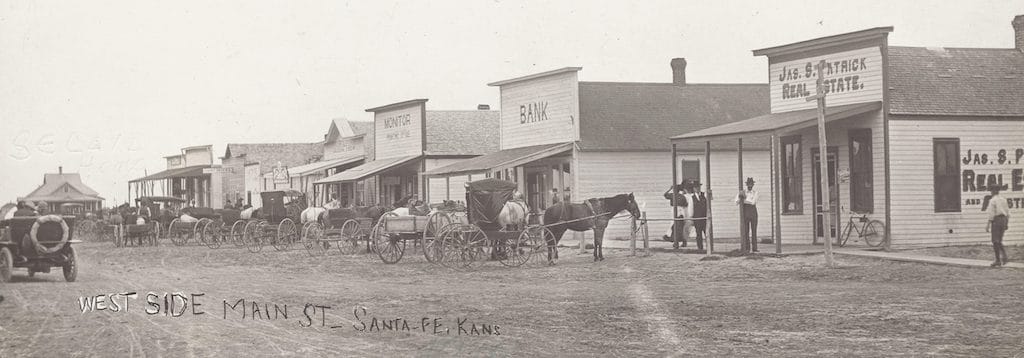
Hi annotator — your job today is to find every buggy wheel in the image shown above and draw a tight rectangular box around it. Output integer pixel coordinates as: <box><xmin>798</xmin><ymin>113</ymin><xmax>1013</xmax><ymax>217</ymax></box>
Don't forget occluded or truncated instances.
<box><xmin>422</xmin><ymin>212</ymin><xmax>453</xmax><ymax>262</ymax></box>
<box><xmin>244</xmin><ymin>221</ymin><xmax>265</xmax><ymax>253</ymax></box>
<box><xmin>230</xmin><ymin>220</ymin><xmax>247</xmax><ymax>247</ymax></box>
<box><xmin>63</xmin><ymin>246</ymin><xmax>78</xmax><ymax>282</ymax></box>
<box><xmin>338</xmin><ymin>219</ymin><xmax>361</xmax><ymax>255</ymax></box>
<box><xmin>303</xmin><ymin>222</ymin><xmax>325</xmax><ymax>256</ymax></box>
<box><xmin>863</xmin><ymin>220</ymin><xmax>887</xmax><ymax>247</ymax></box>
<box><xmin>0</xmin><ymin>247</ymin><xmax>12</xmax><ymax>282</ymax></box>
<box><xmin>274</xmin><ymin>219</ymin><xmax>297</xmax><ymax>251</ymax></box>
<box><xmin>202</xmin><ymin>221</ymin><xmax>223</xmax><ymax>249</ymax></box>
<box><xmin>440</xmin><ymin>224</ymin><xmax>487</xmax><ymax>269</ymax></box>
<box><xmin>168</xmin><ymin>219</ymin><xmax>185</xmax><ymax>246</ymax></box>
<box><xmin>501</xmin><ymin>226</ymin><xmax>545</xmax><ymax>267</ymax></box>
<box><xmin>372</xmin><ymin>219</ymin><xmax>405</xmax><ymax>264</ymax></box>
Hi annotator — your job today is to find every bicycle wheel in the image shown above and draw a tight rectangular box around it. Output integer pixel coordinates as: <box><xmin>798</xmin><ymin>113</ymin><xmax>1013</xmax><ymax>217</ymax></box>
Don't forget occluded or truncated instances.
<box><xmin>839</xmin><ymin>221</ymin><xmax>853</xmax><ymax>247</ymax></box>
<box><xmin>863</xmin><ymin>220</ymin><xmax>887</xmax><ymax>247</ymax></box>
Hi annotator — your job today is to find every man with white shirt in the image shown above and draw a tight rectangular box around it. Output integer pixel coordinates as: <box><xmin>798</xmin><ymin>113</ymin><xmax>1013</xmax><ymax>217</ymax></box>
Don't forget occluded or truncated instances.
<box><xmin>734</xmin><ymin>177</ymin><xmax>759</xmax><ymax>253</ymax></box>
<box><xmin>985</xmin><ymin>186</ymin><xmax>1010</xmax><ymax>267</ymax></box>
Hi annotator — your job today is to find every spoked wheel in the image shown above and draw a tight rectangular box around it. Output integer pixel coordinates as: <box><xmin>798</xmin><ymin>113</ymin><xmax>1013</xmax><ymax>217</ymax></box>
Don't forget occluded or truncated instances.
<box><xmin>422</xmin><ymin>212</ymin><xmax>453</xmax><ymax>262</ymax></box>
<box><xmin>372</xmin><ymin>217</ymin><xmax>406</xmax><ymax>264</ymax></box>
<box><xmin>202</xmin><ymin>220</ymin><xmax>224</xmax><ymax>249</ymax></box>
<box><xmin>168</xmin><ymin>219</ymin><xmax>186</xmax><ymax>246</ymax></box>
<box><xmin>63</xmin><ymin>246</ymin><xmax>78</xmax><ymax>282</ymax></box>
<box><xmin>303</xmin><ymin>222</ymin><xmax>325</xmax><ymax>256</ymax></box>
<box><xmin>244</xmin><ymin>221</ymin><xmax>265</xmax><ymax>253</ymax></box>
<box><xmin>273</xmin><ymin>218</ymin><xmax>297</xmax><ymax>251</ymax></box>
<box><xmin>338</xmin><ymin>219</ymin><xmax>362</xmax><ymax>255</ymax></box>
<box><xmin>501</xmin><ymin>225</ymin><xmax>549</xmax><ymax>267</ymax></box>
<box><xmin>0</xmin><ymin>247</ymin><xmax>12</xmax><ymax>282</ymax></box>
<box><xmin>863</xmin><ymin>220</ymin><xmax>887</xmax><ymax>247</ymax></box>
<box><xmin>439</xmin><ymin>224</ymin><xmax>488</xmax><ymax>269</ymax></box>
<box><xmin>230</xmin><ymin>220</ymin><xmax>247</xmax><ymax>247</ymax></box>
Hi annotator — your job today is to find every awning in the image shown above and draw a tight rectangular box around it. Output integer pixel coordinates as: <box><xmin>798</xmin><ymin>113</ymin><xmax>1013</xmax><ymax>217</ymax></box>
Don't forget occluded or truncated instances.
<box><xmin>422</xmin><ymin>142</ymin><xmax>573</xmax><ymax>176</ymax></box>
<box><xmin>670</xmin><ymin>102</ymin><xmax>883</xmax><ymax>143</ymax></box>
<box><xmin>129</xmin><ymin>165</ymin><xmax>211</xmax><ymax>183</ymax></box>
<box><xmin>314</xmin><ymin>155</ymin><xmax>421</xmax><ymax>184</ymax></box>
<box><xmin>262</xmin><ymin>155</ymin><xmax>364</xmax><ymax>179</ymax></box>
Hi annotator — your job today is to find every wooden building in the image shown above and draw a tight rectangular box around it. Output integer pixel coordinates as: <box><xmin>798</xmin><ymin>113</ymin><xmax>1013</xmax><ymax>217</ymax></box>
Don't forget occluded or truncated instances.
<box><xmin>129</xmin><ymin>145</ymin><xmax>215</xmax><ymax>207</ymax></box>
<box><xmin>425</xmin><ymin>63</ymin><xmax>769</xmax><ymax>240</ymax></box>
<box><xmin>20</xmin><ymin>167</ymin><xmax>104</xmax><ymax>213</ymax></box>
<box><xmin>672</xmin><ymin>15</ymin><xmax>1024</xmax><ymax>248</ymax></box>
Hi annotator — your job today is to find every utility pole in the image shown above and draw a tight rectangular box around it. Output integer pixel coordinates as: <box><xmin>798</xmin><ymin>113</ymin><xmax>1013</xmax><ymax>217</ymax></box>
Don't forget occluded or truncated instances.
<box><xmin>807</xmin><ymin>60</ymin><xmax>835</xmax><ymax>267</ymax></box>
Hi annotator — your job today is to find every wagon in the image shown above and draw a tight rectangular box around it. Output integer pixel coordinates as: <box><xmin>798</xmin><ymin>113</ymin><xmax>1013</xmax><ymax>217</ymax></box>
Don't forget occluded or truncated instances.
<box><xmin>302</xmin><ymin>208</ymin><xmax>375</xmax><ymax>256</ymax></box>
<box><xmin>365</xmin><ymin>203</ymin><xmax>457</xmax><ymax>264</ymax></box>
<box><xmin>114</xmin><ymin>221</ymin><xmax>160</xmax><ymax>247</ymax></box>
<box><xmin>242</xmin><ymin>190</ymin><xmax>305</xmax><ymax>253</ymax></box>
<box><xmin>437</xmin><ymin>178</ymin><xmax>551</xmax><ymax>269</ymax></box>
<box><xmin>166</xmin><ymin>207</ymin><xmax>218</xmax><ymax>246</ymax></box>
<box><xmin>0</xmin><ymin>215</ymin><xmax>80</xmax><ymax>282</ymax></box>
<box><xmin>197</xmin><ymin>209</ymin><xmax>246</xmax><ymax>249</ymax></box>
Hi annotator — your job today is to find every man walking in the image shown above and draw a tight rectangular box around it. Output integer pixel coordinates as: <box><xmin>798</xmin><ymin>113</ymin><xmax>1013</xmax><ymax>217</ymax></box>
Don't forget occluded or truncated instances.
<box><xmin>735</xmin><ymin>177</ymin><xmax>759</xmax><ymax>253</ymax></box>
<box><xmin>985</xmin><ymin>186</ymin><xmax>1010</xmax><ymax>267</ymax></box>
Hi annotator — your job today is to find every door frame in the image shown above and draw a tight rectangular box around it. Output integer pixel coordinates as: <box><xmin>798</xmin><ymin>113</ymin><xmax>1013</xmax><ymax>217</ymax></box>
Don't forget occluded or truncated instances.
<box><xmin>811</xmin><ymin>146</ymin><xmax>840</xmax><ymax>244</ymax></box>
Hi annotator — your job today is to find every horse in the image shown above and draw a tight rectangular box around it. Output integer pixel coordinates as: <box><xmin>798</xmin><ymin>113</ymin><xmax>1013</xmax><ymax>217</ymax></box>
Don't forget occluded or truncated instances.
<box><xmin>300</xmin><ymin>206</ymin><xmax>326</xmax><ymax>224</ymax></box>
<box><xmin>542</xmin><ymin>193</ymin><xmax>641</xmax><ymax>264</ymax></box>
<box><xmin>497</xmin><ymin>199</ymin><xmax>528</xmax><ymax>231</ymax></box>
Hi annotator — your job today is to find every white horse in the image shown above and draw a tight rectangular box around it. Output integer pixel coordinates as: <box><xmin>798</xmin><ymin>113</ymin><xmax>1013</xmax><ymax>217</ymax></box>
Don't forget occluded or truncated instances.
<box><xmin>496</xmin><ymin>200</ymin><xmax>528</xmax><ymax>231</ymax></box>
<box><xmin>240</xmin><ymin>206</ymin><xmax>258</xmax><ymax>220</ymax></box>
<box><xmin>300</xmin><ymin>206</ymin><xmax>327</xmax><ymax>224</ymax></box>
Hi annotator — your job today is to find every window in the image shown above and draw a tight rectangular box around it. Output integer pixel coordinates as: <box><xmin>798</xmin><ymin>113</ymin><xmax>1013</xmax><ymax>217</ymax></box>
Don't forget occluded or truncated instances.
<box><xmin>933</xmin><ymin>138</ymin><xmax>961</xmax><ymax>212</ymax></box>
<box><xmin>781</xmin><ymin>136</ymin><xmax>803</xmax><ymax>214</ymax></box>
<box><xmin>681</xmin><ymin>160</ymin><xmax>701</xmax><ymax>184</ymax></box>
<box><xmin>848</xmin><ymin>129</ymin><xmax>873</xmax><ymax>213</ymax></box>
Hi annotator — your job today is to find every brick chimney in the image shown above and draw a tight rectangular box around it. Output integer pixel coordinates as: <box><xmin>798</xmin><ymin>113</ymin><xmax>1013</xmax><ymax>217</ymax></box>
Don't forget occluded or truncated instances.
<box><xmin>477</xmin><ymin>104</ymin><xmax>490</xmax><ymax>110</ymax></box>
<box><xmin>1014</xmin><ymin>15</ymin><xmax>1024</xmax><ymax>51</ymax></box>
<box><xmin>670</xmin><ymin>58</ymin><xmax>687</xmax><ymax>85</ymax></box>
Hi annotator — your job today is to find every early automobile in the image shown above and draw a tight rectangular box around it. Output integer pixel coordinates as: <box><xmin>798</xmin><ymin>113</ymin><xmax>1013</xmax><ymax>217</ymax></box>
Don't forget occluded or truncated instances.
<box><xmin>0</xmin><ymin>214</ymin><xmax>80</xmax><ymax>282</ymax></box>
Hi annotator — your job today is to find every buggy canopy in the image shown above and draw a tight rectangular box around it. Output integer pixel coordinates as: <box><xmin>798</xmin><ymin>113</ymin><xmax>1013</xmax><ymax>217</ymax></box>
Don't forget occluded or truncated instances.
<box><xmin>465</xmin><ymin>178</ymin><xmax>517</xmax><ymax>230</ymax></box>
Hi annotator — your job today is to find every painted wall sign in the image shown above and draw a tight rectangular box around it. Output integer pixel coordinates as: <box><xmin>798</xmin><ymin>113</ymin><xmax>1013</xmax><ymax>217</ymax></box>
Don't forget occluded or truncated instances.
<box><xmin>961</xmin><ymin>147</ymin><xmax>1024</xmax><ymax>210</ymax></box>
<box><xmin>374</xmin><ymin>104</ymin><xmax>424</xmax><ymax>159</ymax></box>
<box><xmin>769</xmin><ymin>46</ymin><xmax>883</xmax><ymax>113</ymax></box>
<box><xmin>498</xmin><ymin>71</ymin><xmax>579</xmax><ymax>150</ymax></box>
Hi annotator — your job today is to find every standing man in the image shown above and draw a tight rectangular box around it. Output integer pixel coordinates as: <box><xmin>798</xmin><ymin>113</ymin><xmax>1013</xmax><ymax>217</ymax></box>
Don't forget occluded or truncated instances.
<box><xmin>663</xmin><ymin>181</ymin><xmax>690</xmax><ymax>249</ymax></box>
<box><xmin>735</xmin><ymin>177</ymin><xmax>759</xmax><ymax>253</ymax></box>
<box><xmin>690</xmin><ymin>180</ymin><xmax>708</xmax><ymax>252</ymax></box>
<box><xmin>985</xmin><ymin>186</ymin><xmax>1010</xmax><ymax>267</ymax></box>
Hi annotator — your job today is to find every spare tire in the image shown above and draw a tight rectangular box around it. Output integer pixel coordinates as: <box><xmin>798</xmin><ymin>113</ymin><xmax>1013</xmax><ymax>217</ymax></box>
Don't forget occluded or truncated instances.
<box><xmin>31</xmin><ymin>215</ymin><xmax>69</xmax><ymax>254</ymax></box>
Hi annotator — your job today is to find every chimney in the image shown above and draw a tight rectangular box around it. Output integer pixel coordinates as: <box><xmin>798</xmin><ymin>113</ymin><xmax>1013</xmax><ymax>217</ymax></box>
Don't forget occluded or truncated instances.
<box><xmin>1014</xmin><ymin>15</ymin><xmax>1024</xmax><ymax>51</ymax></box>
<box><xmin>59</xmin><ymin>166</ymin><xmax>63</xmax><ymax>174</ymax></box>
<box><xmin>670</xmin><ymin>58</ymin><xmax>687</xmax><ymax>85</ymax></box>
<box><xmin>477</xmin><ymin>104</ymin><xmax>490</xmax><ymax>110</ymax></box>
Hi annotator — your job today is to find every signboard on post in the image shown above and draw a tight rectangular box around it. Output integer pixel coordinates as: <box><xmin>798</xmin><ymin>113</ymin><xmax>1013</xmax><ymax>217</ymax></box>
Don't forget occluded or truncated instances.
<box><xmin>202</xmin><ymin>167</ymin><xmax>235</xmax><ymax>174</ymax></box>
<box><xmin>769</xmin><ymin>46</ymin><xmax>882</xmax><ymax>113</ymax></box>
<box><xmin>273</xmin><ymin>163</ymin><xmax>290</xmax><ymax>185</ymax></box>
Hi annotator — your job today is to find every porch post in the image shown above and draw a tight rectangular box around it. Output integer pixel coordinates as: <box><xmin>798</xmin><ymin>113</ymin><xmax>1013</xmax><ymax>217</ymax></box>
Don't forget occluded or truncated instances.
<box><xmin>705</xmin><ymin>141</ymin><xmax>714</xmax><ymax>256</ymax></box>
<box><xmin>772</xmin><ymin>134</ymin><xmax>782</xmax><ymax>254</ymax></box>
<box><xmin>671</xmin><ymin>143</ymin><xmax>679</xmax><ymax>248</ymax></box>
<box><xmin>738</xmin><ymin>138</ymin><xmax>746</xmax><ymax>252</ymax></box>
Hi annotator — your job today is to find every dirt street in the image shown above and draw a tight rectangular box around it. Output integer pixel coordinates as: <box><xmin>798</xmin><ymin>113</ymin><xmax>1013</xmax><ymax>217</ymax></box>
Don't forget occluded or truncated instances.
<box><xmin>1</xmin><ymin>242</ymin><xmax>1022</xmax><ymax>357</ymax></box>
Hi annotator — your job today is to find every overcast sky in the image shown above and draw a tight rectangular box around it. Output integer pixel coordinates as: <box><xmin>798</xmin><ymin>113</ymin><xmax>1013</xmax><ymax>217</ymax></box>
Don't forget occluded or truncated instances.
<box><xmin>1</xmin><ymin>0</ymin><xmax>1021</xmax><ymax>204</ymax></box>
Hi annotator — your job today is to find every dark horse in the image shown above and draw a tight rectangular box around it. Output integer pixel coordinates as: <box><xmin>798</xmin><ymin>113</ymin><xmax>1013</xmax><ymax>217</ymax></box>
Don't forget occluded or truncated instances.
<box><xmin>542</xmin><ymin>193</ymin><xmax>641</xmax><ymax>263</ymax></box>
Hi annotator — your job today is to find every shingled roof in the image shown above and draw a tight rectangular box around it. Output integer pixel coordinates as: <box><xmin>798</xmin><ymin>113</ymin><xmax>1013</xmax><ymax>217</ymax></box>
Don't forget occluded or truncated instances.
<box><xmin>23</xmin><ymin>172</ymin><xmax>104</xmax><ymax>202</ymax></box>
<box><xmin>425</xmin><ymin>110</ymin><xmax>500</xmax><ymax>156</ymax></box>
<box><xmin>579</xmin><ymin>82</ymin><xmax>770</xmax><ymax>150</ymax></box>
<box><xmin>888</xmin><ymin>46</ymin><xmax>1024</xmax><ymax>116</ymax></box>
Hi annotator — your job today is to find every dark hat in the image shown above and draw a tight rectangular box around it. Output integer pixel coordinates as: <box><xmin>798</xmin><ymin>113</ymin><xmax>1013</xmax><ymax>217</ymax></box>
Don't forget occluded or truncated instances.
<box><xmin>746</xmin><ymin>177</ymin><xmax>755</xmax><ymax>185</ymax></box>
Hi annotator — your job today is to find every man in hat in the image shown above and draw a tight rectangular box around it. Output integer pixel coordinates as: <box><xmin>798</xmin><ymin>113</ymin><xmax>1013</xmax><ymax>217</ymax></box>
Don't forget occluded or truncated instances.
<box><xmin>13</xmin><ymin>201</ymin><xmax>36</xmax><ymax>217</ymax></box>
<box><xmin>985</xmin><ymin>186</ymin><xmax>1010</xmax><ymax>267</ymax></box>
<box><xmin>734</xmin><ymin>177</ymin><xmax>759</xmax><ymax>252</ymax></box>
<box><xmin>690</xmin><ymin>179</ymin><xmax>708</xmax><ymax>251</ymax></box>
<box><xmin>663</xmin><ymin>180</ymin><xmax>691</xmax><ymax>248</ymax></box>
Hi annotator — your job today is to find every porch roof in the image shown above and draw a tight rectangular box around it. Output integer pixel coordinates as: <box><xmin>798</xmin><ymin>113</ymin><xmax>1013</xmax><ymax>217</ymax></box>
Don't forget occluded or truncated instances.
<box><xmin>670</xmin><ymin>102</ymin><xmax>882</xmax><ymax>143</ymax></box>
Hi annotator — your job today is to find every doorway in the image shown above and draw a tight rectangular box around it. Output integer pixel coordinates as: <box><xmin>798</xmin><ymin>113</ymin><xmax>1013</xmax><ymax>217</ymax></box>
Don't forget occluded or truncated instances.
<box><xmin>812</xmin><ymin>147</ymin><xmax>840</xmax><ymax>244</ymax></box>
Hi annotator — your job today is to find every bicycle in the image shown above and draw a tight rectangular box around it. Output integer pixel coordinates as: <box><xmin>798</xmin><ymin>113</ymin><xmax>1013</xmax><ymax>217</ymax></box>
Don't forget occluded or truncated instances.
<box><xmin>839</xmin><ymin>212</ymin><xmax>887</xmax><ymax>247</ymax></box>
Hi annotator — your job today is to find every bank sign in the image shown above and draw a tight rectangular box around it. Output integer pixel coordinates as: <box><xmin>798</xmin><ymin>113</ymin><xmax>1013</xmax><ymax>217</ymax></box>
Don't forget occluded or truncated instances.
<box><xmin>768</xmin><ymin>46</ymin><xmax>883</xmax><ymax>113</ymax></box>
<box><xmin>498</xmin><ymin>70</ymin><xmax>579</xmax><ymax>150</ymax></box>
<box><xmin>374</xmin><ymin>104</ymin><xmax>424</xmax><ymax>159</ymax></box>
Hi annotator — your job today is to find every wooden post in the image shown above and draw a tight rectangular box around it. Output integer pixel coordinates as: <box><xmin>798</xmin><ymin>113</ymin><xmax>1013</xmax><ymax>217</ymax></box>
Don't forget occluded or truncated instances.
<box><xmin>671</xmin><ymin>143</ymin><xmax>679</xmax><ymax>249</ymax></box>
<box><xmin>772</xmin><ymin>134</ymin><xmax>782</xmax><ymax>254</ymax></box>
<box><xmin>705</xmin><ymin>141</ymin><xmax>714</xmax><ymax>256</ymax></box>
<box><xmin>630</xmin><ymin>214</ymin><xmax>637</xmax><ymax>256</ymax></box>
<box><xmin>808</xmin><ymin>61</ymin><xmax>836</xmax><ymax>267</ymax></box>
<box><xmin>642</xmin><ymin>211</ymin><xmax>650</xmax><ymax>256</ymax></box>
<box><xmin>738</xmin><ymin>138</ymin><xmax>746</xmax><ymax>252</ymax></box>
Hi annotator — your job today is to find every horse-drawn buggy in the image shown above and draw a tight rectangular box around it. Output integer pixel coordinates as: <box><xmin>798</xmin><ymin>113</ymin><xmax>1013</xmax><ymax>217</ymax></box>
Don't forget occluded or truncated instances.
<box><xmin>367</xmin><ymin>207</ymin><xmax>454</xmax><ymax>264</ymax></box>
<box><xmin>301</xmin><ymin>206</ymin><xmax>386</xmax><ymax>256</ymax></box>
<box><xmin>241</xmin><ymin>190</ymin><xmax>305</xmax><ymax>253</ymax></box>
<box><xmin>0</xmin><ymin>214</ymin><xmax>79</xmax><ymax>282</ymax></box>
<box><xmin>197</xmin><ymin>208</ymin><xmax>245</xmax><ymax>249</ymax></box>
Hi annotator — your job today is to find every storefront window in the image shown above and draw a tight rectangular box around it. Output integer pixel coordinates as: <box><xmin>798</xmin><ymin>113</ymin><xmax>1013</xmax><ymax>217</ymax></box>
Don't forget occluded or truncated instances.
<box><xmin>781</xmin><ymin>135</ymin><xmax>803</xmax><ymax>214</ymax></box>
<box><xmin>848</xmin><ymin>129</ymin><xmax>873</xmax><ymax>213</ymax></box>
<box><xmin>933</xmin><ymin>138</ymin><xmax>961</xmax><ymax>212</ymax></box>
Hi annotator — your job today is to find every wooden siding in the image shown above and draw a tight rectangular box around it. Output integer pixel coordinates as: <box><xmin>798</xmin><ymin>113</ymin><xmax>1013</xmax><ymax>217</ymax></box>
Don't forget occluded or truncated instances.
<box><xmin>576</xmin><ymin>150</ymin><xmax>774</xmax><ymax>241</ymax></box>
<box><xmin>324</xmin><ymin>136</ymin><xmax>363</xmax><ymax>160</ymax></box>
<box><xmin>777</xmin><ymin>109</ymin><xmax>886</xmax><ymax>244</ymax></box>
<box><xmin>498</xmin><ymin>71</ymin><xmax>579</xmax><ymax>150</ymax></box>
<box><xmin>374</xmin><ymin>104</ymin><xmax>424</xmax><ymax>159</ymax></box>
<box><xmin>889</xmin><ymin>118</ymin><xmax>1024</xmax><ymax>248</ymax></box>
<box><xmin>770</xmin><ymin>46</ymin><xmax>883</xmax><ymax>113</ymax></box>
